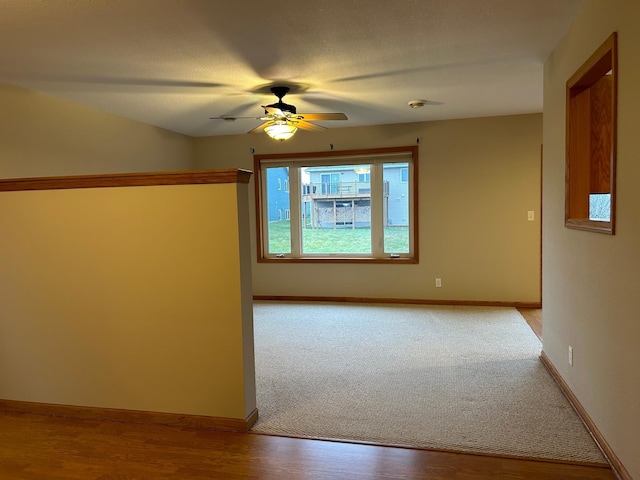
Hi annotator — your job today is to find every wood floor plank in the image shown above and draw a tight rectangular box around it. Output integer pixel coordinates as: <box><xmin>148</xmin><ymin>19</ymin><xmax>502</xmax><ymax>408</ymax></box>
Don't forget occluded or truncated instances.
<box><xmin>0</xmin><ymin>411</ymin><xmax>615</xmax><ymax>479</ymax></box>
<box><xmin>518</xmin><ymin>307</ymin><xmax>543</xmax><ymax>340</ymax></box>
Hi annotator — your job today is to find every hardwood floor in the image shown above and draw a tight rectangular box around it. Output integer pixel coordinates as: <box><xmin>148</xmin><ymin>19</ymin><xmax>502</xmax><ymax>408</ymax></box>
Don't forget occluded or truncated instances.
<box><xmin>2</xmin><ymin>307</ymin><xmax>610</xmax><ymax>480</ymax></box>
<box><xmin>518</xmin><ymin>307</ymin><xmax>543</xmax><ymax>340</ymax></box>
<box><xmin>0</xmin><ymin>410</ymin><xmax>615</xmax><ymax>480</ymax></box>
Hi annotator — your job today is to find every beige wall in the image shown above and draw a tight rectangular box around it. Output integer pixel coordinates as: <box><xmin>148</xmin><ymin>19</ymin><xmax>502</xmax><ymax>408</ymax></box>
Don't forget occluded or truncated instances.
<box><xmin>543</xmin><ymin>1</ymin><xmax>640</xmax><ymax>477</ymax></box>
<box><xmin>0</xmin><ymin>81</ymin><xmax>542</xmax><ymax>303</ymax></box>
<box><xmin>0</xmin><ymin>183</ymin><xmax>255</xmax><ymax>420</ymax></box>
<box><xmin>194</xmin><ymin>114</ymin><xmax>542</xmax><ymax>303</ymax></box>
<box><xmin>0</xmin><ymin>82</ymin><xmax>194</xmax><ymax>178</ymax></box>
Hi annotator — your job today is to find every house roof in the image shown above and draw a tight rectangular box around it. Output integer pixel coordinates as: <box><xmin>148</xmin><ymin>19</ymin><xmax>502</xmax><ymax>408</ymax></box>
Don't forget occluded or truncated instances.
<box><xmin>0</xmin><ymin>0</ymin><xmax>585</xmax><ymax>137</ymax></box>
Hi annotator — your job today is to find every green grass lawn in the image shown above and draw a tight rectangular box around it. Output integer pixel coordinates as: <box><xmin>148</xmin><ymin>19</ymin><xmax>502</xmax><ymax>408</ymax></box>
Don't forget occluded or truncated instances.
<box><xmin>268</xmin><ymin>221</ymin><xmax>409</xmax><ymax>254</ymax></box>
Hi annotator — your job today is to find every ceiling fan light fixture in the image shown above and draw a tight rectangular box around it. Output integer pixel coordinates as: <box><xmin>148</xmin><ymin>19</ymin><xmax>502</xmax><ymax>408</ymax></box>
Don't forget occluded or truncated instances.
<box><xmin>264</xmin><ymin>123</ymin><xmax>298</xmax><ymax>141</ymax></box>
<box><xmin>212</xmin><ymin>85</ymin><xmax>346</xmax><ymax>137</ymax></box>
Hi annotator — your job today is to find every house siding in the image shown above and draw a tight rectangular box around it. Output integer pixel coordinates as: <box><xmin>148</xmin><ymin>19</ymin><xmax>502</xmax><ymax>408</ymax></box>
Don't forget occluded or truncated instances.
<box><xmin>265</xmin><ymin>167</ymin><xmax>290</xmax><ymax>222</ymax></box>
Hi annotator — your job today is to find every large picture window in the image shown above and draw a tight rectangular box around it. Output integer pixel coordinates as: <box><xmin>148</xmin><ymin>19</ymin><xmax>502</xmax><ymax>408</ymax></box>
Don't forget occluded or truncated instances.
<box><xmin>254</xmin><ymin>146</ymin><xmax>418</xmax><ymax>263</ymax></box>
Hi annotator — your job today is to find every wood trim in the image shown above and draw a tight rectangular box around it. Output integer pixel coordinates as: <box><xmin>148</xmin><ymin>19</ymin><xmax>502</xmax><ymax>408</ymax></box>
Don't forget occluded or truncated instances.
<box><xmin>244</xmin><ymin>407</ymin><xmax>259</xmax><ymax>430</ymax></box>
<box><xmin>253</xmin><ymin>154</ymin><xmax>266</xmax><ymax>261</ymax></box>
<box><xmin>0</xmin><ymin>169</ymin><xmax>252</xmax><ymax>192</ymax></box>
<box><xmin>540</xmin><ymin>144</ymin><xmax>543</xmax><ymax>306</ymax></box>
<box><xmin>257</xmin><ymin>256</ymin><xmax>419</xmax><ymax>264</ymax></box>
<box><xmin>412</xmin><ymin>144</ymin><xmax>419</xmax><ymax>264</ymax></box>
<box><xmin>253</xmin><ymin>145</ymin><xmax>418</xmax><ymax>162</ymax></box>
<box><xmin>253</xmin><ymin>295</ymin><xmax>541</xmax><ymax>308</ymax></box>
<box><xmin>253</xmin><ymin>145</ymin><xmax>419</xmax><ymax>264</ymax></box>
<box><xmin>567</xmin><ymin>33</ymin><xmax>617</xmax><ymax>87</ymax></box>
<box><xmin>0</xmin><ymin>399</ymin><xmax>258</xmax><ymax>433</ymax></box>
<box><xmin>539</xmin><ymin>352</ymin><xmax>631</xmax><ymax>480</ymax></box>
<box><xmin>565</xmin><ymin>218</ymin><xmax>615</xmax><ymax>234</ymax></box>
<box><xmin>565</xmin><ymin>32</ymin><xmax>617</xmax><ymax>235</ymax></box>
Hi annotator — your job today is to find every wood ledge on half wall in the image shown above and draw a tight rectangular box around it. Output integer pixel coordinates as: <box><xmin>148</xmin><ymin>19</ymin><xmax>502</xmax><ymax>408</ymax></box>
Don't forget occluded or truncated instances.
<box><xmin>0</xmin><ymin>169</ymin><xmax>253</xmax><ymax>192</ymax></box>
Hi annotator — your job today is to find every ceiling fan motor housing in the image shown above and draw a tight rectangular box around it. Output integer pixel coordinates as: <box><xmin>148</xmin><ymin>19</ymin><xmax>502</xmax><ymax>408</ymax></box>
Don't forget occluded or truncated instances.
<box><xmin>268</xmin><ymin>86</ymin><xmax>296</xmax><ymax>114</ymax></box>
<box><xmin>266</xmin><ymin>101</ymin><xmax>297</xmax><ymax>115</ymax></box>
<box><xmin>211</xmin><ymin>84</ymin><xmax>346</xmax><ymax>138</ymax></box>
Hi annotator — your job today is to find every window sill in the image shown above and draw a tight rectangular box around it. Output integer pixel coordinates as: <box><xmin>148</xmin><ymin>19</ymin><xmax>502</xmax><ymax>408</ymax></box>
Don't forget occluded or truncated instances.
<box><xmin>258</xmin><ymin>256</ymin><xmax>418</xmax><ymax>264</ymax></box>
<box><xmin>565</xmin><ymin>218</ymin><xmax>614</xmax><ymax>235</ymax></box>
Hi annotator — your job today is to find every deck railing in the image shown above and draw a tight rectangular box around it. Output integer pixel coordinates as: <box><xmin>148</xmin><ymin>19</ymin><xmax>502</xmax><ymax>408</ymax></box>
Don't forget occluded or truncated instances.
<box><xmin>302</xmin><ymin>181</ymin><xmax>388</xmax><ymax>198</ymax></box>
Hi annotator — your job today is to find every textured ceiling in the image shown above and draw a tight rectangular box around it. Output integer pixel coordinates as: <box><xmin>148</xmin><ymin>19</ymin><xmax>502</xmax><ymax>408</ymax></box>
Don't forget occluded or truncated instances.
<box><xmin>0</xmin><ymin>0</ymin><xmax>585</xmax><ymax>137</ymax></box>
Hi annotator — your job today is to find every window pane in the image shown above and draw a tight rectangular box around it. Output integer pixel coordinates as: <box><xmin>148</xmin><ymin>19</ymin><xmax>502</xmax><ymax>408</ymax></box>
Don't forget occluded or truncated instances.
<box><xmin>383</xmin><ymin>163</ymin><xmax>410</xmax><ymax>253</ymax></box>
<box><xmin>265</xmin><ymin>166</ymin><xmax>291</xmax><ymax>254</ymax></box>
<box><xmin>589</xmin><ymin>193</ymin><xmax>611</xmax><ymax>222</ymax></box>
<box><xmin>301</xmin><ymin>164</ymin><xmax>372</xmax><ymax>254</ymax></box>
<box><xmin>256</xmin><ymin>147</ymin><xmax>417</xmax><ymax>262</ymax></box>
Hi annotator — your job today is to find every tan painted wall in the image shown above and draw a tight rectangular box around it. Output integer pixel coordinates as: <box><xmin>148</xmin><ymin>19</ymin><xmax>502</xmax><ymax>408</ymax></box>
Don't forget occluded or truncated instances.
<box><xmin>194</xmin><ymin>114</ymin><xmax>542</xmax><ymax>303</ymax></box>
<box><xmin>0</xmin><ymin>82</ymin><xmax>194</xmax><ymax>178</ymax></box>
<box><xmin>0</xmin><ymin>183</ymin><xmax>255</xmax><ymax>420</ymax></box>
<box><xmin>543</xmin><ymin>2</ymin><xmax>640</xmax><ymax>477</ymax></box>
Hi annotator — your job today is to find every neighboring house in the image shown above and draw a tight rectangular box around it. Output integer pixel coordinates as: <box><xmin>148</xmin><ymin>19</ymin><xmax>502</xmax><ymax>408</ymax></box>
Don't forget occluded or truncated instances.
<box><xmin>265</xmin><ymin>167</ymin><xmax>290</xmax><ymax>222</ymax></box>
<box><xmin>381</xmin><ymin>163</ymin><xmax>410</xmax><ymax>227</ymax></box>
<box><xmin>303</xmin><ymin>164</ymin><xmax>409</xmax><ymax>228</ymax></box>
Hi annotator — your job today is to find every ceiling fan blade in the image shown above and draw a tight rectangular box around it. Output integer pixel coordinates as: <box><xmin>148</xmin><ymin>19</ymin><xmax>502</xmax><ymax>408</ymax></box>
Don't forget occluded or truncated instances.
<box><xmin>262</xmin><ymin>105</ymin><xmax>284</xmax><ymax>117</ymax></box>
<box><xmin>295</xmin><ymin>113</ymin><xmax>348</xmax><ymax>121</ymax></box>
<box><xmin>247</xmin><ymin>122</ymin><xmax>270</xmax><ymax>134</ymax></box>
<box><xmin>209</xmin><ymin>115</ymin><xmax>261</xmax><ymax>121</ymax></box>
<box><xmin>295</xmin><ymin>120</ymin><xmax>327</xmax><ymax>132</ymax></box>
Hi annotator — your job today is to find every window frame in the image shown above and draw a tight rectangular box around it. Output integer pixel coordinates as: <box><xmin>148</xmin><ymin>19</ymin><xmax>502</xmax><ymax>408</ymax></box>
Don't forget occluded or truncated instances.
<box><xmin>254</xmin><ymin>146</ymin><xmax>419</xmax><ymax>264</ymax></box>
<box><xmin>565</xmin><ymin>32</ymin><xmax>617</xmax><ymax>234</ymax></box>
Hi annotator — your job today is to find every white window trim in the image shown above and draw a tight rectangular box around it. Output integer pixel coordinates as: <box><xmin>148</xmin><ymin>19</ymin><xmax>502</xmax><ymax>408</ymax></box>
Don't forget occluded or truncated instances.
<box><xmin>255</xmin><ymin>146</ymin><xmax>419</xmax><ymax>264</ymax></box>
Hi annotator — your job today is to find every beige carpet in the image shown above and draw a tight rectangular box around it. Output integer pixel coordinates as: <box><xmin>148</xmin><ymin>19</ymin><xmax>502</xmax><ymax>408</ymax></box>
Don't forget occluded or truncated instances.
<box><xmin>251</xmin><ymin>301</ymin><xmax>607</xmax><ymax>464</ymax></box>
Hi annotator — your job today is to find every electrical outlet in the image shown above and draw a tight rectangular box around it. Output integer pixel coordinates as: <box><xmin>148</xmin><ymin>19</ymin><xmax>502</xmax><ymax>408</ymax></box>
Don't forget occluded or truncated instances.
<box><xmin>568</xmin><ymin>346</ymin><xmax>574</xmax><ymax>366</ymax></box>
<box><xmin>528</xmin><ymin>210</ymin><xmax>535</xmax><ymax>221</ymax></box>
<box><xmin>435</xmin><ymin>278</ymin><xmax>442</xmax><ymax>288</ymax></box>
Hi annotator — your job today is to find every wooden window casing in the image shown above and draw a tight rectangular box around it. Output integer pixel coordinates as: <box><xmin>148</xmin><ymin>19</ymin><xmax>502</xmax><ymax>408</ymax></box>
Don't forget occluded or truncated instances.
<box><xmin>565</xmin><ymin>32</ymin><xmax>617</xmax><ymax>234</ymax></box>
<box><xmin>254</xmin><ymin>146</ymin><xmax>418</xmax><ymax>264</ymax></box>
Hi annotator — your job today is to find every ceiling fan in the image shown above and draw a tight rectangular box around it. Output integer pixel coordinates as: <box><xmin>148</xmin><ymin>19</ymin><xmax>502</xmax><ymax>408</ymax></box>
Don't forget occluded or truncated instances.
<box><xmin>210</xmin><ymin>86</ymin><xmax>348</xmax><ymax>141</ymax></box>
